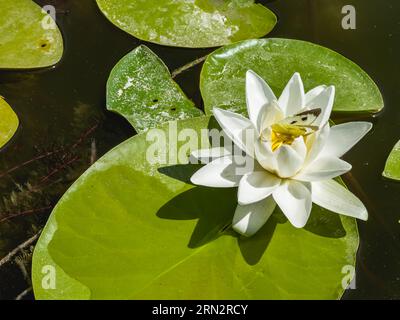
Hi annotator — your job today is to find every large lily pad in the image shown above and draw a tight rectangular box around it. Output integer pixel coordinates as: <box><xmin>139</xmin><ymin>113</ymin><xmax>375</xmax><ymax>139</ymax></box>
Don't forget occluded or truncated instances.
<box><xmin>107</xmin><ymin>45</ymin><xmax>202</xmax><ymax>132</ymax></box>
<box><xmin>96</xmin><ymin>0</ymin><xmax>277</xmax><ymax>48</ymax></box>
<box><xmin>383</xmin><ymin>140</ymin><xmax>400</xmax><ymax>181</ymax></box>
<box><xmin>32</xmin><ymin>116</ymin><xmax>358</xmax><ymax>300</ymax></box>
<box><xmin>0</xmin><ymin>0</ymin><xmax>64</xmax><ymax>69</ymax></box>
<box><xmin>200</xmin><ymin>38</ymin><xmax>383</xmax><ymax>114</ymax></box>
<box><xmin>0</xmin><ymin>97</ymin><xmax>19</xmax><ymax>148</ymax></box>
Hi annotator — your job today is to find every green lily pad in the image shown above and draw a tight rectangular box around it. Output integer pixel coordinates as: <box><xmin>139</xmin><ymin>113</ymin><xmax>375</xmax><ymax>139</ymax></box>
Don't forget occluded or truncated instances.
<box><xmin>107</xmin><ymin>45</ymin><xmax>202</xmax><ymax>132</ymax></box>
<box><xmin>383</xmin><ymin>140</ymin><xmax>400</xmax><ymax>181</ymax></box>
<box><xmin>32</xmin><ymin>116</ymin><xmax>358</xmax><ymax>299</ymax></box>
<box><xmin>96</xmin><ymin>0</ymin><xmax>277</xmax><ymax>48</ymax></box>
<box><xmin>0</xmin><ymin>0</ymin><xmax>63</xmax><ymax>69</ymax></box>
<box><xmin>200</xmin><ymin>38</ymin><xmax>383</xmax><ymax>115</ymax></box>
<box><xmin>0</xmin><ymin>97</ymin><xmax>19</xmax><ymax>148</ymax></box>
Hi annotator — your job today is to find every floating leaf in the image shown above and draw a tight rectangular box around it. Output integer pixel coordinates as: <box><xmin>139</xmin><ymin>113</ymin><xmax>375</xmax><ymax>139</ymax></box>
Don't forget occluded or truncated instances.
<box><xmin>0</xmin><ymin>0</ymin><xmax>64</xmax><ymax>69</ymax></box>
<box><xmin>0</xmin><ymin>97</ymin><xmax>19</xmax><ymax>148</ymax></box>
<box><xmin>96</xmin><ymin>0</ymin><xmax>277</xmax><ymax>48</ymax></box>
<box><xmin>383</xmin><ymin>140</ymin><xmax>400</xmax><ymax>181</ymax></box>
<box><xmin>200</xmin><ymin>38</ymin><xmax>383</xmax><ymax>115</ymax></box>
<box><xmin>33</xmin><ymin>116</ymin><xmax>358</xmax><ymax>300</ymax></box>
<box><xmin>107</xmin><ymin>45</ymin><xmax>202</xmax><ymax>132</ymax></box>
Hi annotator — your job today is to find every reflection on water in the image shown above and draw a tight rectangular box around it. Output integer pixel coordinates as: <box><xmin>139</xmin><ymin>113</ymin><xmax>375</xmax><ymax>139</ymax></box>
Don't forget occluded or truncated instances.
<box><xmin>0</xmin><ymin>0</ymin><xmax>399</xmax><ymax>299</ymax></box>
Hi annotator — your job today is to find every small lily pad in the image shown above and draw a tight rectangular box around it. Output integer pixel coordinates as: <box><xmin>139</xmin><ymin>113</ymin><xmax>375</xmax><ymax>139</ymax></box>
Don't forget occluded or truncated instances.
<box><xmin>383</xmin><ymin>140</ymin><xmax>400</xmax><ymax>181</ymax></box>
<box><xmin>0</xmin><ymin>97</ymin><xmax>19</xmax><ymax>148</ymax></box>
<box><xmin>200</xmin><ymin>38</ymin><xmax>383</xmax><ymax>115</ymax></box>
<box><xmin>107</xmin><ymin>45</ymin><xmax>202</xmax><ymax>132</ymax></box>
<box><xmin>0</xmin><ymin>0</ymin><xmax>64</xmax><ymax>69</ymax></box>
<box><xmin>96</xmin><ymin>0</ymin><xmax>277</xmax><ymax>48</ymax></box>
<box><xmin>32</xmin><ymin>116</ymin><xmax>358</xmax><ymax>300</ymax></box>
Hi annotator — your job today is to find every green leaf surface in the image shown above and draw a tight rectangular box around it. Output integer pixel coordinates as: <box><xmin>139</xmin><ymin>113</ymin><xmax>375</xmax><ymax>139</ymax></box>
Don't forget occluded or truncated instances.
<box><xmin>107</xmin><ymin>45</ymin><xmax>202</xmax><ymax>132</ymax></box>
<box><xmin>383</xmin><ymin>140</ymin><xmax>400</xmax><ymax>181</ymax></box>
<box><xmin>32</xmin><ymin>116</ymin><xmax>358</xmax><ymax>300</ymax></box>
<box><xmin>0</xmin><ymin>97</ymin><xmax>19</xmax><ymax>148</ymax></box>
<box><xmin>0</xmin><ymin>0</ymin><xmax>64</xmax><ymax>69</ymax></box>
<box><xmin>96</xmin><ymin>0</ymin><xmax>277</xmax><ymax>48</ymax></box>
<box><xmin>200</xmin><ymin>38</ymin><xmax>383</xmax><ymax>115</ymax></box>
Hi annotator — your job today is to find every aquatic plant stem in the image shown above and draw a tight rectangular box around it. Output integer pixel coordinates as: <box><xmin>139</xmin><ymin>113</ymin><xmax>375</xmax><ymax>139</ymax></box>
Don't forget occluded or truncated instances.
<box><xmin>171</xmin><ymin>55</ymin><xmax>208</xmax><ymax>79</ymax></box>
<box><xmin>15</xmin><ymin>287</ymin><xmax>32</xmax><ymax>300</ymax></box>
<box><xmin>0</xmin><ymin>122</ymin><xmax>99</xmax><ymax>179</ymax></box>
<box><xmin>0</xmin><ymin>206</ymin><xmax>52</xmax><ymax>224</ymax></box>
<box><xmin>0</xmin><ymin>229</ymin><xmax>42</xmax><ymax>267</ymax></box>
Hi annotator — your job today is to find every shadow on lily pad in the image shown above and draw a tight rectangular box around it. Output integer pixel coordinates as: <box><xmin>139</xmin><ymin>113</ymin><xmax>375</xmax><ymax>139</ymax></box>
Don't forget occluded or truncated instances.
<box><xmin>158</xmin><ymin>164</ymin><xmax>280</xmax><ymax>265</ymax></box>
<box><xmin>156</xmin><ymin>184</ymin><xmax>281</xmax><ymax>266</ymax></box>
<box><xmin>304</xmin><ymin>207</ymin><xmax>347</xmax><ymax>238</ymax></box>
<box><xmin>158</xmin><ymin>164</ymin><xmax>202</xmax><ymax>185</ymax></box>
<box><xmin>156</xmin><ymin>185</ymin><xmax>237</xmax><ymax>248</ymax></box>
<box><xmin>157</xmin><ymin>163</ymin><xmax>347</xmax><ymax>266</ymax></box>
<box><xmin>237</xmin><ymin>217</ymin><xmax>279</xmax><ymax>266</ymax></box>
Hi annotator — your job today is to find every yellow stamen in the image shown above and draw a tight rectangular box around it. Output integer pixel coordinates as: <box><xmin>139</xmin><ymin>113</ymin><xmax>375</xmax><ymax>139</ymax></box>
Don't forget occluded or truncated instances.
<box><xmin>269</xmin><ymin>124</ymin><xmax>307</xmax><ymax>152</ymax></box>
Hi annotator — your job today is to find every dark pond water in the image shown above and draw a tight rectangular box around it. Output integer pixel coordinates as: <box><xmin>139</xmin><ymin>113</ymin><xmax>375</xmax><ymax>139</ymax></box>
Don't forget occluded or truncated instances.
<box><xmin>0</xmin><ymin>0</ymin><xmax>399</xmax><ymax>299</ymax></box>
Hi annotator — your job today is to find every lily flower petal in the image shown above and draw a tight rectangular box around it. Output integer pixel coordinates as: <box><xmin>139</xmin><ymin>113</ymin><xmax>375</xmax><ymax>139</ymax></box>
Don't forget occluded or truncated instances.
<box><xmin>191</xmin><ymin>156</ymin><xmax>250</xmax><ymax>188</ymax></box>
<box><xmin>190</xmin><ymin>147</ymin><xmax>231</xmax><ymax>164</ymax></box>
<box><xmin>304</xmin><ymin>124</ymin><xmax>330</xmax><ymax>165</ymax></box>
<box><xmin>238</xmin><ymin>171</ymin><xmax>281</xmax><ymax>205</ymax></box>
<box><xmin>273</xmin><ymin>180</ymin><xmax>312</xmax><ymax>228</ymax></box>
<box><xmin>213</xmin><ymin>108</ymin><xmax>256</xmax><ymax>157</ymax></box>
<box><xmin>307</xmin><ymin>86</ymin><xmax>335</xmax><ymax>127</ymax></box>
<box><xmin>295</xmin><ymin>157</ymin><xmax>352</xmax><ymax>182</ymax></box>
<box><xmin>274</xmin><ymin>137</ymin><xmax>307</xmax><ymax>178</ymax></box>
<box><xmin>246</xmin><ymin>70</ymin><xmax>277</xmax><ymax>132</ymax></box>
<box><xmin>320</xmin><ymin>122</ymin><xmax>373</xmax><ymax>158</ymax></box>
<box><xmin>278</xmin><ymin>72</ymin><xmax>305</xmax><ymax>116</ymax></box>
<box><xmin>259</xmin><ymin>100</ymin><xmax>284</xmax><ymax>133</ymax></box>
<box><xmin>311</xmin><ymin>179</ymin><xmax>368</xmax><ymax>220</ymax></box>
<box><xmin>255</xmin><ymin>135</ymin><xmax>307</xmax><ymax>178</ymax></box>
<box><xmin>305</xmin><ymin>85</ymin><xmax>327</xmax><ymax>105</ymax></box>
<box><xmin>254</xmin><ymin>143</ymin><xmax>277</xmax><ymax>174</ymax></box>
<box><xmin>233</xmin><ymin>196</ymin><xmax>276</xmax><ymax>237</ymax></box>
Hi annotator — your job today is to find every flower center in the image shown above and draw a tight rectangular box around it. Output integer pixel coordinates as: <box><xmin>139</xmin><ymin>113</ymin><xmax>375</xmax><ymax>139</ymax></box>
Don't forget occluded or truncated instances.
<box><xmin>262</xmin><ymin>123</ymin><xmax>308</xmax><ymax>152</ymax></box>
<box><xmin>259</xmin><ymin>108</ymin><xmax>322</xmax><ymax>152</ymax></box>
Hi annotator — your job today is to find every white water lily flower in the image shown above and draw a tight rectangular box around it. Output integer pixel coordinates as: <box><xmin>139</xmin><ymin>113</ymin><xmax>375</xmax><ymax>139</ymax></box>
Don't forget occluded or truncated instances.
<box><xmin>190</xmin><ymin>70</ymin><xmax>372</xmax><ymax>237</ymax></box>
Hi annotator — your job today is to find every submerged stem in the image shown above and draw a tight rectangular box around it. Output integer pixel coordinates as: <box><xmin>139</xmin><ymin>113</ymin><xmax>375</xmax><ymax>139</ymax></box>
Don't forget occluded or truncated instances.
<box><xmin>171</xmin><ymin>55</ymin><xmax>208</xmax><ymax>79</ymax></box>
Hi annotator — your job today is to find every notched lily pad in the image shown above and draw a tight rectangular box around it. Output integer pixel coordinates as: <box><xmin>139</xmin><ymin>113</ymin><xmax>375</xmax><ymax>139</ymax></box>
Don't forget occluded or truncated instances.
<box><xmin>0</xmin><ymin>97</ymin><xmax>19</xmax><ymax>148</ymax></box>
<box><xmin>96</xmin><ymin>0</ymin><xmax>277</xmax><ymax>48</ymax></box>
<box><xmin>200</xmin><ymin>38</ymin><xmax>384</xmax><ymax>115</ymax></box>
<box><xmin>107</xmin><ymin>45</ymin><xmax>202</xmax><ymax>132</ymax></box>
<box><xmin>383</xmin><ymin>140</ymin><xmax>400</xmax><ymax>181</ymax></box>
<box><xmin>0</xmin><ymin>0</ymin><xmax>64</xmax><ymax>69</ymax></box>
<box><xmin>32</xmin><ymin>116</ymin><xmax>358</xmax><ymax>300</ymax></box>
